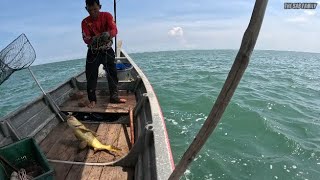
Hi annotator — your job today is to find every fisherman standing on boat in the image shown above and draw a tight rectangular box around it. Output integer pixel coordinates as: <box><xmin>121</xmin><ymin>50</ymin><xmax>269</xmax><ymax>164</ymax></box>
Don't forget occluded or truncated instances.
<box><xmin>82</xmin><ymin>0</ymin><xmax>126</xmax><ymax>108</ymax></box>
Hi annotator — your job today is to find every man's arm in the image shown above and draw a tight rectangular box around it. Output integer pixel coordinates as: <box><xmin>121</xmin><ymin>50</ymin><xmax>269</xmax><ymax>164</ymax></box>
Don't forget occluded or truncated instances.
<box><xmin>82</xmin><ymin>20</ymin><xmax>93</xmax><ymax>45</ymax></box>
<box><xmin>105</xmin><ymin>12</ymin><xmax>118</xmax><ymax>38</ymax></box>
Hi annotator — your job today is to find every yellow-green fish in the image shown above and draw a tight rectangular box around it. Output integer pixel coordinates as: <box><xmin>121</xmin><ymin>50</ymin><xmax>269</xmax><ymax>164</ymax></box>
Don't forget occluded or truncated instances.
<box><xmin>67</xmin><ymin>116</ymin><xmax>121</xmax><ymax>153</ymax></box>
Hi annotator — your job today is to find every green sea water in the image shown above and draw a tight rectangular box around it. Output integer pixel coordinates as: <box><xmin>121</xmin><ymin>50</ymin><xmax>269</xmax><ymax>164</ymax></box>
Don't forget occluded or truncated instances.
<box><xmin>0</xmin><ymin>50</ymin><xmax>319</xmax><ymax>179</ymax></box>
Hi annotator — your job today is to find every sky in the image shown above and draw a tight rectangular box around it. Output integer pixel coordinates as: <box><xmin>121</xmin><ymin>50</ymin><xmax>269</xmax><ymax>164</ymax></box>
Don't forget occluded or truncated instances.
<box><xmin>0</xmin><ymin>0</ymin><xmax>319</xmax><ymax>64</ymax></box>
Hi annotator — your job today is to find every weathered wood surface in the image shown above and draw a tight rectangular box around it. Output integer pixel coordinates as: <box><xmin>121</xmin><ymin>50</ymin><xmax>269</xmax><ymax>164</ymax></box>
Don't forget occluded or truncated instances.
<box><xmin>39</xmin><ymin>122</ymin><xmax>133</xmax><ymax>180</ymax></box>
<box><xmin>129</xmin><ymin>109</ymin><xmax>134</xmax><ymax>145</ymax></box>
<box><xmin>168</xmin><ymin>0</ymin><xmax>269</xmax><ymax>179</ymax></box>
<box><xmin>59</xmin><ymin>90</ymin><xmax>136</xmax><ymax>114</ymax></box>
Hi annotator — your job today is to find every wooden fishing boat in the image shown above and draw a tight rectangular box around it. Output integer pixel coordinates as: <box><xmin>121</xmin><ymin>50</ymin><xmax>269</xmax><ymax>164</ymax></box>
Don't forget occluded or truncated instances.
<box><xmin>0</xmin><ymin>0</ymin><xmax>269</xmax><ymax>178</ymax></box>
<box><xmin>0</xmin><ymin>50</ymin><xmax>175</xmax><ymax>179</ymax></box>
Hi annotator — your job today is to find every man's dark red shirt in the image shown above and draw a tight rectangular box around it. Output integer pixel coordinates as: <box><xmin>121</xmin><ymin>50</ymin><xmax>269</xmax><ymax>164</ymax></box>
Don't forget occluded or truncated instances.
<box><xmin>81</xmin><ymin>12</ymin><xmax>118</xmax><ymax>45</ymax></box>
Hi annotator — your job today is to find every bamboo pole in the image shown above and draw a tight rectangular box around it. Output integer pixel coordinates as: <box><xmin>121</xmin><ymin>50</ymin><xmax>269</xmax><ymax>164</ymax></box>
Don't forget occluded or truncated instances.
<box><xmin>168</xmin><ymin>0</ymin><xmax>268</xmax><ymax>179</ymax></box>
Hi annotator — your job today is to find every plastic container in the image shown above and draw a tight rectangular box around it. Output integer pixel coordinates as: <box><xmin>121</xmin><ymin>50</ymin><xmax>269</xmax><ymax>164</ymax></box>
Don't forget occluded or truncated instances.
<box><xmin>0</xmin><ymin>137</ymin><xmax>53</xmax><ymax>180</ymax></box>
<box><xmin>116</xmin><ymin>62</ymin><xmax>133</xmax><ymax>81</ymax></box>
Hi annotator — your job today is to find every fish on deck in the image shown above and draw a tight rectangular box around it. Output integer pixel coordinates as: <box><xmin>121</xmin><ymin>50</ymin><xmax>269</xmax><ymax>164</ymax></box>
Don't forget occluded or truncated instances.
<box><xmin>66</xmin><ymin>116</ymin><xmax>121</xmax><ymax>153</ymax></box>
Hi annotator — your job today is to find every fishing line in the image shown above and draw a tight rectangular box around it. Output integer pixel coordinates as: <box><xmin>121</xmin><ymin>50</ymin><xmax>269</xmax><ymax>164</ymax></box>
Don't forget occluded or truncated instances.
<box><xmin>85</xmin><ymin>36</ymin><xmax>119</xmax><ymax>100</ymax></box>
<box><xmin>48</xmin><ymin>159</ymin><xmax>120</xmax><ymax>166</ymax></box>
<box><xmin>111</xmin><ymin>124</ymin><xmax>122</xmax><ymax>146</ymax></box>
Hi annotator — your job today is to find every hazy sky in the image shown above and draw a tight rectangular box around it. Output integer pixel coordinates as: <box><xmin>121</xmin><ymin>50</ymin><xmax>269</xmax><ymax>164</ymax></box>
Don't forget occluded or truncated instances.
<box><xmin>0</xmin><ymin>0</ymin><xmax>319</xmax><ymax>64</ymax></box>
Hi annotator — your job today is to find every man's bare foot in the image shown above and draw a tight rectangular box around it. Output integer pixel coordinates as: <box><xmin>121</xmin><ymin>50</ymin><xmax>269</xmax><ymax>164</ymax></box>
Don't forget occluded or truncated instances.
<box><xmin>88</xmin><ymin>101</ymin><xmax>96</xmax><ymax>108</ymax></box>
<box><xmin>110</xmin><ymin>98</ymin><xmax>127</xmax><ymax>104</ymax></box>
<box><xmin>70</xmin><ymin>91</ymin><xmax>85</xmax><ymax>100</ymax></box>
<box><xmin>78</xmin><ymin>100</ymin><xmax>89</xmax><ymax>107</ymax></box>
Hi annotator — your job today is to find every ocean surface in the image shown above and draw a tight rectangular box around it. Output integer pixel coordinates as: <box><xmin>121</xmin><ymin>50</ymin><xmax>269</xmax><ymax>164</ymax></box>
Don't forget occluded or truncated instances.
<box><xmin>0</xmin><ymin>50</ymin><xmax>319</xmax><ymax>180</ymax></box>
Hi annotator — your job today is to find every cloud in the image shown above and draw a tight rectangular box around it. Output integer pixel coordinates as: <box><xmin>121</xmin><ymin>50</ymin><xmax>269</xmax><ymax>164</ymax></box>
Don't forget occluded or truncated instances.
<box><xmin>2</xmin><ymin>0</ymin><xmax>320</xmax><ymax>64</ymax></box>
<box><xmin>286</xmin><ymin>16</ymin><xmax>308</xmax><ymax>23</ymax></box>
<box><xmin>285</xmin><ymin>9</ymin><xmax>317</xmax><ymax>23</ymax></box>
<box><xmin>303</xmin><ymin>10</ymin><xmax>316</xmax><ymax>16</ymax></box>
<box><xmin>168</xmin><ymin>26</ymin><xmax>192</xmax><ymax>48</ymax></box>
<box><xmin>168</xmin><ymin>27</ymin><xmax>184</xmax><ymax>37</ymax></box>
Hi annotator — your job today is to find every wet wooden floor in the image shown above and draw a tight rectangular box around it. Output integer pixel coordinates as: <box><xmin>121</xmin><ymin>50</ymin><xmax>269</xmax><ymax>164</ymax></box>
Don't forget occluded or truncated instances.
<box><xmin>59</xmin><ymin>90</ymin><xmax>136</xmax><ymax>114</ymax></box>
<box><xmin>39</xmin><ymin>122</ymin><xmax>134</xmax><ymax>180</ymax></box>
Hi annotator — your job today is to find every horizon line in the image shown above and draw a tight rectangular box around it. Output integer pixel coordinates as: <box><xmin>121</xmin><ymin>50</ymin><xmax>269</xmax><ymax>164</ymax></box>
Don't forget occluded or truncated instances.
<box><xmin>33</xmin><ymin>48</ymin><xmax>320</xmax><ymax>66</ymax></box>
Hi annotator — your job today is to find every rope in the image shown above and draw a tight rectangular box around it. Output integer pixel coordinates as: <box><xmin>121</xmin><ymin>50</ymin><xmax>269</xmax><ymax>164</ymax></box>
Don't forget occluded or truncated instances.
<box><xmin>17</xmin><ymin>169</ymin><xmax>32</xmax><ymax>180</ymax></box>
<box><xmin>47</xmin><ymin>156</ymin><xmax>125</xmax><ymax>166</ymax></box>
<box><xmin>88</xmin><ymin>34</ymin><xmax>113</xmax><ymax>56</ymax></box>
<box><xmin>0</xmin><ymin>156</ymin><xmax>33</xmax><ymax>180</ymax></box>
<box><xmin>10</xmin><ymin>169</ymin><xmax>33</xmax><ymax>180</ymax></box>
<box><xmin>86</xmin><ymin>39</ymin><xmax>119</xmax><ymax>89</ymax></box>
<box><xmin>111</xmin><ymin>124</ymin><xmax>122</xmax><ymax>146</ymax></box>
<box><xmin>47</xmin><ymin>125</ymin><xmax>124</xmax><ymax>167</ymax></box>
<box><xmin>86</xmin><ymin>52</ymin><xmax>118</xmax><ymax>90</ymax></box>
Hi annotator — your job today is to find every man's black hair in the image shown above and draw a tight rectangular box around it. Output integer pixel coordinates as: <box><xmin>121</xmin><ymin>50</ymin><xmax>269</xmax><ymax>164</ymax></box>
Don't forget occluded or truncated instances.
<box><xmin>86</xmin><ymin>0</ymin><xmax>100</xmax><ymax>6</ymax></box>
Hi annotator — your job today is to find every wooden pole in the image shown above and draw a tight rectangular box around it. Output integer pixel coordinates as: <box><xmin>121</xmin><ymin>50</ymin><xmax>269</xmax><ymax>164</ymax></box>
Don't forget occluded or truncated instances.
<box><xmin>129</xmin><ymin>108</ymin><xmax>135</xmax><ymax>146</ymax></box>
<box><xmin>113</xmin><ymin>0</ymin><xmax>117</xmax><ymax>56</ymax></box>
<box><xmin>168</xmin><ymin>0</ymin><xmax>268</xmax><ymax>179</ymax></box>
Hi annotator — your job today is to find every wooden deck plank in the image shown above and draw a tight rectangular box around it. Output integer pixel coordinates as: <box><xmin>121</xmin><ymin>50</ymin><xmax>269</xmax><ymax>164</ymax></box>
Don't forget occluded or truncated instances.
<box><xmin>44</xmin><ymin>123</ymin><xmax>73</xmax><ymax>159</ymax></box>
<box><xmin>64</xmin><ymin>123</ymin><xmax>101</xmax><ymax>180</ymax></box>
<box><xmin>64</xmin><ymin>124</ymin><xmax>100</xmax><ymax>180</ymax></box>
<box><xmin>82</xmin><ymin>124</ymin><xmax>121</xmax><ymax>180</ymax></box>
<box><xmin>57</xmin><ymin>124</ymin><xmax>97</xmax><ymax>180</ymax></box>
<box><xmin>39</xmin><ymin>123</ymin><xmax>69</xmax><ymax>154</ymax></box>
<box><xmin>40</xmin><ymin>121</ymin><xmax>133</xmax><ymax>180</ymax></box>
<box><xmin>64</xmin><ymin>144</ymin><xmax>97</xmax><ymax>180</ymax></box>
<box><xmin>44</xmin><ymin>123</ymin><xmax>75</xmax><ymax>180</ymax></box>
<box><xmin>59</xmin><ymin>90</ymin><xmax>136</xmax><ymax>114</ymax></box>
<box><xmin>117</xmin><ymin>125</ymin><xmax>131</xmax><ymax>154</ymax></box>
<box><xmin>41</xmin><ymin>123</ymin><xmax>98</xmax><ymax>180</ymax></box>
<box><xmin>99</xmin><ymin>125</ymin><xmax>133</xmax><ymax>180</ymax></box>
<box><xmin>99</xmin><ymin>166</ymin><xmax>134</xmax><ymax>180</ymax></box>
<box><xmin>98</xmin><ymin>124</ymin><xmax>132</xmax><ymax>180</ymax></box>
<box><xmin>74</xmin><ymin>124</ymin><xmax>110</xmax><ymax>180</ymax></box>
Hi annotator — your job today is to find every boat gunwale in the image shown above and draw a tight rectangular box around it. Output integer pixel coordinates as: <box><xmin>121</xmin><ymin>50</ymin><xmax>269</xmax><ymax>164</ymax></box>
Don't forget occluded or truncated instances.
<box><xmin>0</xmin><ymin>51</ymin><xmax>175</xmax><ymax>179</ymax></box>
<box><xmin>0</xmin><ymin>71</ymin><xmax>83</xmax><ymax>122</ymax></box>
<box><xmin>122</xmin><ymin>50</ymin><xmax>175</xmax><ymax>178</ymax></box>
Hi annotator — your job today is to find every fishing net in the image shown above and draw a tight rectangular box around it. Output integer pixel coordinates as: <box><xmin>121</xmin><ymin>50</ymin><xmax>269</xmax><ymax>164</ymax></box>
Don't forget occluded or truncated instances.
<box><xmin>0</xmin><ymin>34</ymin><xmax>36</xmax><ymax>85</ymax></box>
<box><xmin>89</xmin><ymin>32</ymin><xmax>113</xmax><ymax>54</ymax></box>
